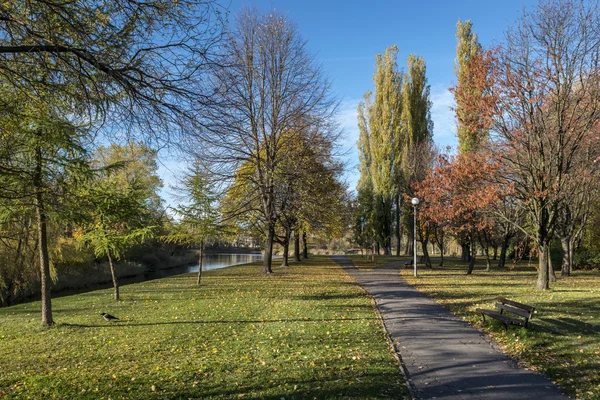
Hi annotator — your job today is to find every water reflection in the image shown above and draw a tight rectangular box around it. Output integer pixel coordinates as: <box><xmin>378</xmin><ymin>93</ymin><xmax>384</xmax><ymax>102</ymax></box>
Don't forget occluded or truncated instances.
<box><xmin>186</xmin><ymin>253</ymin><xmax>264</xmax><ymax>273</ymax></box>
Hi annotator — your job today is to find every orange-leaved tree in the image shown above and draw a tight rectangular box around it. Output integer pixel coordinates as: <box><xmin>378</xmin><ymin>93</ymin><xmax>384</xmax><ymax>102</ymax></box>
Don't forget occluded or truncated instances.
<box><xmin>414</xmin><ymin>152</ymin><xmax>501</xmax><ymax>274</ymax></box>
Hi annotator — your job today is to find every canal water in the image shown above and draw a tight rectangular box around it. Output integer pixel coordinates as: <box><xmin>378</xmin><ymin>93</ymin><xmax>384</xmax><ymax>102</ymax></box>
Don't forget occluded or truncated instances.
<box><xmin>13</xmin><ymin>253</ymin><xmax>266</xmax><ymax>306</ymax></box>
<box><xmin>185</xmin><ymin>253</ymin><xmax>264</xmax><ymax>273</ymax></box>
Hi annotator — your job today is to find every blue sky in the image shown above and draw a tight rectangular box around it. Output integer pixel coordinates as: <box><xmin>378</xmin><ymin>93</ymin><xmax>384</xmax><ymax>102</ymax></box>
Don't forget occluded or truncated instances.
<box><xmin>158</xmin><ymin>0</ymin><xmax>538</xmax><ymax>205</ymax></box>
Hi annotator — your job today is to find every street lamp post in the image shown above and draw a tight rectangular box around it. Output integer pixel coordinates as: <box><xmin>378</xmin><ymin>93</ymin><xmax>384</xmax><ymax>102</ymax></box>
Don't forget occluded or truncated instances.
<box><xmin>411</xmin><ymin>197</ymin><xmax>419</xmax><ymax>277</ymax></box>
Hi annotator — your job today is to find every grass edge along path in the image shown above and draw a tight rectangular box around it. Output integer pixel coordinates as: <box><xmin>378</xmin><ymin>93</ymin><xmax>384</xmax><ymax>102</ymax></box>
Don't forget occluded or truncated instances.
<box><xmin>0</xmin><ymin>256</ymin><xmax>409</xmax><ymax>399</ymax></box>
<box><xmin>349</xmin><ymin>255</ymin><xmax>600</xmax><ymax>400</ymax></box>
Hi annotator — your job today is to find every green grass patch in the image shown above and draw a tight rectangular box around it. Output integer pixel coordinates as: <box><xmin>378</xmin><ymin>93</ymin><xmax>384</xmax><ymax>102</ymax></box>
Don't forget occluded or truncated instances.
<box><xmin>392</xmin><ymin>256</ymin><xmax>600</xmax><ymax>399</ymax></box>
<box><xmin>0</xmin><ymin>257</ymin><xmax>408</xmax><ymax>399</ymax></box>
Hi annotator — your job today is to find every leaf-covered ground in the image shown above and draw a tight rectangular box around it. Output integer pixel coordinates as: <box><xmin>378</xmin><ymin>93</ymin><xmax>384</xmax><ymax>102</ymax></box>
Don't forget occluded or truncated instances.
<box><xmin>0</xmin><ymin>257</ymin><xmax>408</xmax><ymax>399</ymax></box>
<box><xmin>351</xmin><ymin>255</ymin><xmax>599</xmax><ymax>399</ymax></box>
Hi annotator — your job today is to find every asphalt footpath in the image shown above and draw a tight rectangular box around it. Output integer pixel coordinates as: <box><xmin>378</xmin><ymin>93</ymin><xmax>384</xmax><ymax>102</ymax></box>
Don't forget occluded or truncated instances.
<box><xmin>330</xmin><ymin>255</ymin><xmax>568</xmax><ymax>400</ymax></box>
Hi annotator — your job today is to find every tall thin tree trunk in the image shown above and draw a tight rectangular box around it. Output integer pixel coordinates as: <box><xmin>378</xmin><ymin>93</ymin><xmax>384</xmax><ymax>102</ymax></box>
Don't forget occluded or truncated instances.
<box><xmin>536</xmin><ymin>206</ymin><xmax>551</xmax><ymax>290</ymax></box>
<box><xmin>34</xmin><ymin>146</ymin><xmax>53</xmax><ymax>326</ymax></box>
<box><xmin>479</xmin><ymin>232</ymin><xmax>491</xmax><ymax>272</ymax></box>
<box><xmin>395</xmin><ymin>194</ymin><xmax>401</xmax><ymax>256</ymax></box>
<box><xmin>560</xmin><ymin>237</ymin><xmax>571</xmax><ymax>276</ymax></box>
<box><xmin>437</xmin><ymin>228</ymin><xmax>445</xmax><ymax>266</ymax></box>
<box><xmin>281</xmin><ymin>228</ymin><xmax>290</xmax><ymax>267</ymax></box>
<box><xmin>294</xmin><ymin>230</ymin><xmax>301</xmax><ymax>262</ymax></box>
<box><xmin>302</xmin><ymin>231</ymin><xmax>308</xmax><ymax>259</ymax></box>
<box><xmin>196</xmin><ymin>242</ymin><xmax>204</xmax><ymax>285</ymax></box>
<box><xmin>568</xmin><ymin>237</ymin><xmax>574</xmax><ymax>275</ymax></box>
<box><xmin>107</xmin><ymin>252</ymin><xmax>119</xmax><ymax>301</ymax></box>
<box><xmin>498</xmin><ymin>234</ymin><xmax>510</xmax><ymax>268</ymax></box>
<box><xmin>420</xmin><ymin>239</ymin><xmax>432</xmax><ymax>269</ymax></box>
<box><xmin>263</xmin><ymin>224</ymin><xmax>275</xmax><ymax>274</ymax></box>
<box><xmin>492</xmin><ymin>245</ymin><xmax>498</xmax><ymax>261</ymax></box>
<box><xmin>466</xmin><ymin>236</ymin><xmax>476</xmax><ymax>275</ymax></box>
<box><xmin>549</xmin><ymin>248</ymin><xmax>557</xmax><ymax>282</ymax></box>
<box><xmin>480</xmin><ymin>233</ymin><xmax>491</xmax><ymax>271</ymax></box>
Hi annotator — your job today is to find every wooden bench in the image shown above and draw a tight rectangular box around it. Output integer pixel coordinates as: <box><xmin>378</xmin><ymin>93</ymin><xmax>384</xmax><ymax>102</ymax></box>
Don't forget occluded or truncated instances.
<box><xmin>476</xmin><ymin>297</ymin><xmax>535</xmax><ymax>331</ymax></box>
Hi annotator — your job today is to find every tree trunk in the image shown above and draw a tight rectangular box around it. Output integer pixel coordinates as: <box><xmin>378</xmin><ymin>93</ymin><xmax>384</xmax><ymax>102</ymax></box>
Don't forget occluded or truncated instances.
<box><xmin>498</xmin><ymin>234</ymin><xmax>510</xmax><ymax>269</ymax></box>
<box><xmin>406</xmin><ymin>236</ymin><xmax>413</xmax><ymax>256</ymax></box>
<box><xmin>461</xmin><ymin>243</ymin><xmax>471</xmax><ymax>262</ymax></box>
<box><xmin>484</xmin><ymin>246</ymin><xmax>491</xmax><ymax>271</ymax></box>
<box><xmin>281</xmin><ymin>228</ymin><xmax>290</xmax><ymax>267</ymax></box>
<box><xmin>420</xmin><ymin>239</ymin><xmax>432</xmax><ymax>269</ymax></box>
<box><xmin>478</xmin><ymin>232</ymin><xmax>491</xmax><ymax>271</ymax></box>
<box><xmin>302</xmin><ymin>231</ymin><xmax>308</xmax><ymax>259</ymax></box>
<box><xmin>383</xmin><ymin>237</ymin><xmax>392</xmax><ymax>256</ymax></box>
<box><xmin>262</xmin><ymin>224</ymin><xmax>275</xmax><ymax>274</ymax></box>
<box><xmin>536</xmin><ymin>242</ymin><xmax>550</xmax><ymax>290</ymax></box>
<box><xmin>568</xmin><ymin>237</ymin><xmax>574</xmax><ymax>275</ymax></box>
<box><xmin>492</xmin><ymin>245</ymin><xmax>498</xmax><ymax>260</ymax></box>
<box><xmin>294</xmin><ymin>230</ymin><xmax>301</xmax><ymax>262</ymax></box>
<box><xmin>395</xmin><ymin>194</ymin><xmax>401</xmax><ymax>256</ymax></box>
<box><xmin>560</xmin><ymin>237</ymin><xmax>571</xmax><ymax>276</ymax></box>
<box><xmin>196</xmin><ymin>242</ymin><xmax>204</xmax><ymax>285</ymax></box>
<box><xmin>107</xmin><ymin>252</ymin><xmax>119</xmax><ymax>301</ymax></box>
<box><xmin>34</xmin><ymin>146</ymin><xmax>53</xmax><ymax>326</ymax></box>
<box><xmin>437</xmin><ymin>228</ymin><xmax>445</xmax><ymax>267</ymax></box>
<box><xmin>549</xmin><ymin>249</ymin><xmax>557</xmax><ymax>282</ymax></box>
<box><xmin>466</xmin><ymin>236</ymin><xmax>476</xmax><ymax>275</ymax></box>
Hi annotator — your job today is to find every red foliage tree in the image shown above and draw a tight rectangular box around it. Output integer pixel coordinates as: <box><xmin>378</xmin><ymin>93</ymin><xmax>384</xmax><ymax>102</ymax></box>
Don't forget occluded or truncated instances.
<box><xmin>414</xmin><ymin>152</ymin><xmax>501</xmax><ymax>274</ymax></box>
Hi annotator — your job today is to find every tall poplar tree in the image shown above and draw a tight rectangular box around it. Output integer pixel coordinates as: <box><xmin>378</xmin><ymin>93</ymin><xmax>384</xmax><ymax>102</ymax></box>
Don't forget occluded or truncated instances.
<box><xmin>454</xmin><ymin>20</ymin><xmax>486</xmax><ymax>154</ymax></box>
<box><xmin>356</xmin><ymin>46</ymin><xmax>403</xmax><ymax>256</ymax></box>
<box><xmin>401</xmin><ymin>54</ymin><xmax>433</xmax><ymax>257</ymax></box>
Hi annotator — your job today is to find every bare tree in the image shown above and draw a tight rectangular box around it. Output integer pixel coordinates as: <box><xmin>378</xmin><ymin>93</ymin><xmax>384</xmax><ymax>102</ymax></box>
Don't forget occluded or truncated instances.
<box><xmin>554</xmin><ymin>148</ymin><xmax>598</xmax><ymax>275</ymax></box>
<box><xmin>493</xmin><ymin>0</ymin><xmax>600</xmax><ymax>289</ymax></box>
<box><xmin>204</xmin><ymin>8</ymin><xmax>338</xmax><ymax>274</ymax></box>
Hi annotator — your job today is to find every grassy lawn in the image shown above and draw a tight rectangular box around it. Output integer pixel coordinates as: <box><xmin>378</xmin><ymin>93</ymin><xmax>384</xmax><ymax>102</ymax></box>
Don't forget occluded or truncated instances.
<box><xmin>0</xmin><ymin>257</ymin><xmax>408</xmax><ymax>399</ymax></box>
<box><xmin>351</xmin><ymin>254</ymin><xmax>599</xmax><ymax>399</ymax></box>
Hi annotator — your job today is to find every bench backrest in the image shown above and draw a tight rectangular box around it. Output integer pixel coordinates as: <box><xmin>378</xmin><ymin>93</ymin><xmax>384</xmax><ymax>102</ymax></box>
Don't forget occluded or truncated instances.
<box><xmin>496</xmin><ymin>297</ymin><xmax>535</xmax><ymax>319</ymax></box>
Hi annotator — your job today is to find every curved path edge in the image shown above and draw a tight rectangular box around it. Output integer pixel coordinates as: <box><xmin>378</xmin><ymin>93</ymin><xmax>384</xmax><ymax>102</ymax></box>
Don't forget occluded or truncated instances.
<box><xmin>330</xmin><ymin>255</ymin><xmax>569</xmax><ymax>400</ymax></box>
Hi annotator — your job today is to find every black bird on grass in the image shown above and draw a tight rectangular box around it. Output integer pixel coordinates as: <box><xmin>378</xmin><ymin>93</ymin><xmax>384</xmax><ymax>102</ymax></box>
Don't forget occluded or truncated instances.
<box><xmin>101</xmin><ymin>313</ymin><xmax>118</xmax><ymax>322</ymax></box>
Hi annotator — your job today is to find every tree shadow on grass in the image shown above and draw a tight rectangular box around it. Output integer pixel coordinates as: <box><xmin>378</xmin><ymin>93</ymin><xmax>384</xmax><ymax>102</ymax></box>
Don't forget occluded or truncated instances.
<box><xmin>538</xmin><ymin>317</ymin><xmax>600</xmax><ymax>335</ymax></box>
<box><xmin>165</xmin><ymin>366</ymin><xmax>408</xmax><ymax>400</ymax></box>
<box><xmin>293</xmin><ymin>293</ymin><xmax>366</xmax><ymax>301</ymax></box>
<box><xmin>59</xmin><ymin>316</ymin><xmax>377</xmax><ymax>329</ymax></box>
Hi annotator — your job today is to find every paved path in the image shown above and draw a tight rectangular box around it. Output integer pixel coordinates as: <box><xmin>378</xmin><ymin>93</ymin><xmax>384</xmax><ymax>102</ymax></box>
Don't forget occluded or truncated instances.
<box><xmin>331</xmin><ymin>256</ymin><xmax>568</xmax><ymax>400</ymax></box>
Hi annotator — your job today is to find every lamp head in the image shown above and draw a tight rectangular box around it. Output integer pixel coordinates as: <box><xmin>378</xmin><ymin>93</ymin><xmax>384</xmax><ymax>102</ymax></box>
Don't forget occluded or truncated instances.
<box><xmin>411</xmin><ymin>197</ymin><xmax>419</xmax><ymax>206</ymax></box>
